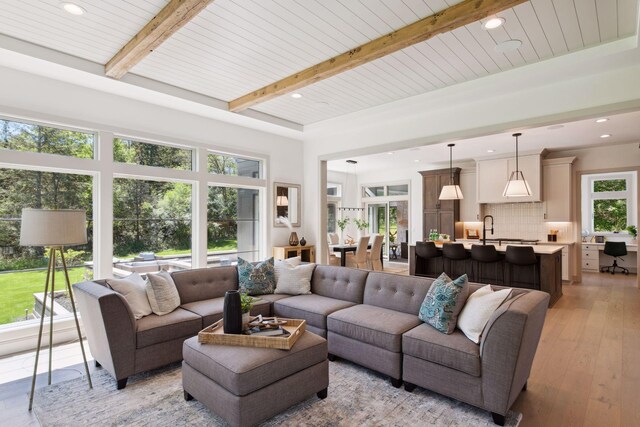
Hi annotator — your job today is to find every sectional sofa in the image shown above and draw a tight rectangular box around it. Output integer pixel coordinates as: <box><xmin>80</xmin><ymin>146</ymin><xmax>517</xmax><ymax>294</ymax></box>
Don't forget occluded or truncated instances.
<box><xmin>74</xmin><ymin>264</ymin><xmax>549</xmax><ymax>425</ymax></box>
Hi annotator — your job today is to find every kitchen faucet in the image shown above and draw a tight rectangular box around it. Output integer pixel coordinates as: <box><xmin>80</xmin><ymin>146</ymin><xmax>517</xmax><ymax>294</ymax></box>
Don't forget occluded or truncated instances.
<box><xmin>482</xmin><ymin>215</ymin><xmax>494</xmax><ymax>245</ymax></box>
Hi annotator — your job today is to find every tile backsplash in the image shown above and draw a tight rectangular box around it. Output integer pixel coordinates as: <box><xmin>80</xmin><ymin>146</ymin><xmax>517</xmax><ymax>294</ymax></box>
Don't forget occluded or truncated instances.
<box><xmin>472</xmin><ymin>203</ymin><xmax>572</xmax><ymax>241</ymax></box>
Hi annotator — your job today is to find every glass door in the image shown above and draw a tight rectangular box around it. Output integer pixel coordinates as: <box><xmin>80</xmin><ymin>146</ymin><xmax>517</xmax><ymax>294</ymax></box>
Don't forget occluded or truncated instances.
<box><xmin>366</xmin><ymin>201</ymin><xmax>409</xmax><ymax>260</ymax></box>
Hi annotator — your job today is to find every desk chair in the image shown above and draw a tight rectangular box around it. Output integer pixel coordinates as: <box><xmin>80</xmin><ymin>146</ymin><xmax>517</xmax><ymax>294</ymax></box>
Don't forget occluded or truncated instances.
<box><xmin>600</xmin><ymin>241</ymin><xmax>629</xmax><ymax>275</ymax></box>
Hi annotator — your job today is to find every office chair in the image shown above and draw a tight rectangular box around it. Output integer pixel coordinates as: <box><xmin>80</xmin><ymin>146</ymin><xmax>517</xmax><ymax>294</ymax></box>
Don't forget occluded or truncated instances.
<box><xmin>600</xmin><ymin>241</ymin><xmax>629</xmax><ymax>275</ymax></box>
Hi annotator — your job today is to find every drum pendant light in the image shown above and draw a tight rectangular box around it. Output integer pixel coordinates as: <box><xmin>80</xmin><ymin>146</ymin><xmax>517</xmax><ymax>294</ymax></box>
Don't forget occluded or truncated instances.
<box><xmin>439</xmin><ymin>143</ymin><xmax>464</xmax><ymax>200</ymax></box>
<box><xmin>503</xmin><ymin>133</ymin><xmax>532</xmax><ymax>197</ymax></box>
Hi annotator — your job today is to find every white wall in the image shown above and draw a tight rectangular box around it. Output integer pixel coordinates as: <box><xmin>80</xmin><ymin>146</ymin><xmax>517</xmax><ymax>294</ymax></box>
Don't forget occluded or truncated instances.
<box><xmin>0</xmin><ymin>65</ymin><xmax>305</xmax><ymax>251</ymax></box>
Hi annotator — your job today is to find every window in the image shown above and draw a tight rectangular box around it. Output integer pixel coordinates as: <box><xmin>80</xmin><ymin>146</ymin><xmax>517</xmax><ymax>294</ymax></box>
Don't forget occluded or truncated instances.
<box><xmin>208</xmin><ymin>153</ymin><xmax>261</xmax><ymax>178</ymax></box>
<box><xmin>327</xmin><ymin>203</ymin><xmax>337</xmax><ymax>233</ymax></box>
<box><xmin>208</xmin><ymin>186</ymin><xmax>261</xmax><ymax>264</ymax></box>
<box><xmin>388</xmin><ymin>184</ymin><xmax>409</xmax><ymax>196</ymax></box>
<box><xmin>112</xmin><ymin>178</ymin><xmax>192</xmax><ymax>272</ymax></box>
<box><xmin>1</xmin><ymin>117</ymin><xmax>93</xmax><ymax>158</ymax></box>
<box><xmin>584</xmin><ymin>172</ymin><xmax>637</xmax><ymax>234</ymax></box>
<box><xmin>0</xmin><ymin>168</ymin><xmax>93</xmax><ymax>326</ymax></box>
<box><xmin>362</xmin><ymin>183</ymin><xmax>410</xmax><ymax>198</ymax></box>
<box><xmin>327</xmin><ymin>183</ymin><xmax>342</xmax><ymax>197</ymax></box>
<box><xmin>363</xmin><ymin>186</ymin><xmax>385</xmax><ymax>197</ymax></box>
<box><xmin>114</xmin><ymin>138</ymin><xmax>192</xmax><ymax>170</ymax></box>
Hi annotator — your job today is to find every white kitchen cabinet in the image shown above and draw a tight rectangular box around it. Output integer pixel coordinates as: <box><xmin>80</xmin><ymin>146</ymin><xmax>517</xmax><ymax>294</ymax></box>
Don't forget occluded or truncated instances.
<box><xmin>543</xmin><ymin>157</ymin><xmax>575</xmax><ymax>222</ymax></box>
<box><xmin>459</xmin><ymin>169</ymin><xmax>480</xmax><ymax>222</ymax></box>
<box><xmin>561</xmin><ymin>246</ymin><xmax>569</xmax><ymax>281</ymax></box>
<box><xmin>582</xmin><ymin>244</ymin><xmax>599</xmax><ymax>272</ymax></box>
<box><xmin>476</xmin><ymin>154</ymin><xmax>542</xmax><ymax>203</ymax></box>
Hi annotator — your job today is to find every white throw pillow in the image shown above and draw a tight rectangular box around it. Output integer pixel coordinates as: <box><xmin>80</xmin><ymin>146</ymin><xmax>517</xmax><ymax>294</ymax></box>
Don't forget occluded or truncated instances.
<box><xmin>274</xmin><ymin>263</ymin><xmax>316</xmax><ymax>295</ymax></box>
<box><xmin>274</xmin><ymin>257</ymin><xmax>302</xmax><ymax>282</ymax></box>
<box><xmin>107</xmin><ymin>273</ymin><xmax>152</xmax><ymax>320</ymax></box>
<box><xmin>457</xmin><ymin>285</ymin><xmax>512</xmax><ymax>343</ymax></box>
<box><xmin>145</xmin><ymin>270</ymin><xmax>181</xmax><ymax>316</ymax></box>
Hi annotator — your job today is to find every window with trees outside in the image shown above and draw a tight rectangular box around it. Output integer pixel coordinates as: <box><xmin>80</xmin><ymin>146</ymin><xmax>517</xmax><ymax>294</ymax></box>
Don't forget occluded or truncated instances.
<box><xmin>584</xmin><ymin>172</ymin><xmax>637</xmax><ymax>234</ymax></box>
<box><xmin>1</xmin><ymin>118</ymin><xmax>95</xmax><ymax>327</ymax></box>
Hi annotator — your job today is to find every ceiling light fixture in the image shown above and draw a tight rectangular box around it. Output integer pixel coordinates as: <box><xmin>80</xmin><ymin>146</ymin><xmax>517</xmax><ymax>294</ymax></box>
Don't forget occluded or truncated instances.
<box><xmin>596</xmin><ymin>118</ymin><xmax>609</xmax><ymax>123</ymax></box>
<box><xmin>387</xmin><ymin>152</ymin><xmax>394</xmax><ymax>155</ymax></box>
<box><xmin>414</xmin><ymin>159</ymin><xmax>420</xmax><ymax>163</ymax></box>
<box><xmin>61</xmin><ymin>2</ymin><xmax>85</xmax><ymax>15</ymax></box>
<box><xmin>487</xmin><ymin>149</ymin><xmax>495</xmax><ymax>153</ymax></box>
<box><xmin>439</xmin><ymin>144</ymin><xmax>464</xmax><ymax>200</ymax></box>
<box><xmin>291</xmin><ymin>93</ymin><xmax>302</xmax><ymax>99</ymax></box>
<box><xmin>483</xmin><ymin>17</ymin><xmax>505</xmax><ymax>30</ymax></box>
<box><xmin>600</xmin><ymin>134</ymin><xmax>611</xmax><ymax>138</ymax></box>
<box><xmin>495</xmin><ymin>39</ymin><xmax>522</xmax><ymax>53</ymax></box>
<box><xmin>503</xmin><ymin>133</ymin><xmax>532</xmax><ymax>197</ymax></box>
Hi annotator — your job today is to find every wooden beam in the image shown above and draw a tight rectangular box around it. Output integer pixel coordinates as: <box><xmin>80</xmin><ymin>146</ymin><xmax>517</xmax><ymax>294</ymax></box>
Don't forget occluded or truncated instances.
<box><xmin>229</xmin><ymin>0</ymin><xmax>527</xmax><ymax>112</ymax></box>
<box><xmin>105</xmin><ymin>0</ymin><xmax>213</xmax><ymax>79</ymax></box>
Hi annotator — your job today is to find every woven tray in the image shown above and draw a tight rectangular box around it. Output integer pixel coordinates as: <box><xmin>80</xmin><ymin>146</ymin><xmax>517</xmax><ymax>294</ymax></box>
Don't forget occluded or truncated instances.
<box><xmin>198</xmin><ymin>318</ymin><xmax>306</xmax><ymax>350</ymax></box>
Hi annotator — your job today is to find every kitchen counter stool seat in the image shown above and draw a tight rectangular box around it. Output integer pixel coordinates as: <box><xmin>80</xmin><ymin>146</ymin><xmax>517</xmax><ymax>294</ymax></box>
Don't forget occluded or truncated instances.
<box><xmin>470</xmin><ymin>244</ymin><xmax>503</xmax><ymax>285</ymax></box>
<box><xmin>415</xmin><ymin>241</ymin><xmax>442</xmax><ymax>278</ymax></box>
<box><xmin>442</xmin><ymin>243</ymin><xmax>469</xmax><ymax>279</ymax></box>
<box><xmin>505</xmin><ymin>246</ymin><xmax>538</xmax><ymax>289</ymax></box>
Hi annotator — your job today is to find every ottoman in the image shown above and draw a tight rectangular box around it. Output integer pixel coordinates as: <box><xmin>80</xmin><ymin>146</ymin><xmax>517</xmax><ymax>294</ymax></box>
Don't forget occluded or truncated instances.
<box><xmin>182</xmin><ymin>332</ymin><xmax>329</xmax><ymax>427</ymax></box>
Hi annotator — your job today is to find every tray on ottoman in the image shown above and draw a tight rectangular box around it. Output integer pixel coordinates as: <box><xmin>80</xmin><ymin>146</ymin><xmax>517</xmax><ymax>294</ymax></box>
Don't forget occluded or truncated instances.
<box><xmin>198</xmin><ymin>318</ymin><xmax>306</xmax><ymax>350</ymax></box>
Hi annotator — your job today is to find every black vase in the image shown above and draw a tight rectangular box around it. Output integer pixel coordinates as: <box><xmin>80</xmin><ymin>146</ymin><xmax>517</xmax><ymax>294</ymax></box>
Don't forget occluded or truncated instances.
<box><xmin>300</xmin><ymin>237</ymin><xmax>307</xmax><ymax>246</ymax></box>
<box><xmin>223</xmin><ymin>290</ymin><xmax>242</xmax><ymax>334</ymax></box>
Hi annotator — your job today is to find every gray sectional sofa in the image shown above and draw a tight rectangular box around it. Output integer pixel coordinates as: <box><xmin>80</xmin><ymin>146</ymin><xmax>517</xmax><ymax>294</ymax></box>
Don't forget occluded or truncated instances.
<box><xmin>74</xmin><ymin>264</ymin><xmax>549</xmax><ymax>425</ymax></box>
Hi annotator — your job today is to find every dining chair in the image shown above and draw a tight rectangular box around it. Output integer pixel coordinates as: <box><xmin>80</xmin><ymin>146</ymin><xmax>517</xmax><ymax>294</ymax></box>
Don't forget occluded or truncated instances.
<box><xmin>327</xmin><ymin>232</ymin><xmax>339</xmax><ymax>245</ymax></box>
<box><xmin>368</xmin><ymin>234</ymin><xmax>385</xmax><ymax>271</ymax></box>
<box><xmin>325</xmin><ymin>239</ymin><xmax>342</xmax><ymax>266</ymax></box>
<box><xmin>348</xmin><ymin>235</ymin><xmax>370</xmax><ymax>269</ymax></box>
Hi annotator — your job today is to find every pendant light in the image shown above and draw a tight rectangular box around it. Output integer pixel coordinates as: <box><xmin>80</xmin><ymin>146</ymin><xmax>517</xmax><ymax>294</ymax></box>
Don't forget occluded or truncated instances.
<box><xmin>439</xmin><ymin>143</ymin><xmax>464</xmax><ymax>200</ymax></box>
<box><xmin>503</xmin><ymin>132</ymin><xmax>532</xmax><ymax>197</ymax></box>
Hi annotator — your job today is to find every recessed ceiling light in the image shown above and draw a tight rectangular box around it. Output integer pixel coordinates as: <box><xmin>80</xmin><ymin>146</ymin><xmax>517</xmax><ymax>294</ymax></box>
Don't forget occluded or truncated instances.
<box><xmin>414</xmin><ymin>159</ymin><xmax>420</xmax><ymax>163</ymax></box>
<box><xmin>291</xmin><ymin>93</ymin><xmax>302</xmax><ymax>99</ymax></box>
<box><xmin>487</xmin><ymin>149</ymin><xmax>495</xmax><ymax>153</ymax></box>
<box><xmin>494</xmin><ymin>39</ymin><xmax>522</xmax><ymax>53</ymax></box>
<box><xmin>596</xmin><ymin>118</ymin><xmax>609</xmax><ymax>123</ymax></box>
<box><xmin>483</xmin><ymin>17</ymin><xmax>505</xmax><ymax>30</ymax></box>
<box><xmin>547</xmin><ymin>124</ymin><xmax>564</xmax><ymax>130</ymax></box>
<box><xmin>387</xmin><ymin>152</ymin><xmax>394</xmax><ymax>155</ymax></box>
<box><xmin>600</xmin><ymin>134</ymin><xmax>611</xmax><ymax>138</ymax></box>
<box><xmin>61</xmin><ymin>2</ymin><xmax>85</xmax><ymax>15</ymax></box>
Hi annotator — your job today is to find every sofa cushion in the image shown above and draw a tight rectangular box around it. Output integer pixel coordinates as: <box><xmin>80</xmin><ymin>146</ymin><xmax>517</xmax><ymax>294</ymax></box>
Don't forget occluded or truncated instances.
<box><xmin>106</xmin><ymin>273</ymin><xmax>152</xmax><ymax>320</ymax></box>
<box><xmin>363</xmin><ymin>272</ymin><xmax>431</xmax><ymax>315</ymax></box>
<box><xmin>182</xmin><ymin>331</ymin><xmax>327</xmax><ymax>396</ymax></box>
<box><xmin>327</xmin><ymin>304</ymin><xmax>422</xmax><ymax>352</ymax></box>
<box><xmin>273</xmin><ymin>294</ymin><xmax>355</xmax><ymax>330</ymax></box>
<box><xmin>237</xmin><ymin>257</ymin><xmax>276</xmax><ymax>295</ymax></box>
<box><xmin>145</xmin><ymin>270</ymin><xmax>181</xmax><ymax>316</ymax></box>
<box><xmin>311</xmin><ymin>265</ymin><xmax>368</xmax><ymax>304</ymax></box>
<box><xmin>275</xmin><ymin>263</ymin><xmax>316</xmax><ymax>295</ymax></box>
<box><xmin>171</xmin><ymin>266</ymin><xmax>237</xmax><ymax>304</ymax></box>
<box><xmin>418</xmin><ymin>273</ymin><xmax>469</xmax><ymax>334</ymax></box>
<box><xmin>181</xmin><ymin>297</ymin><xmax>272</xmax><ymax>328</ymax></box>
<box><xmin>403</xmin><ymin>323</ymin><xmax>481</xmax><ymax>377</ymax></box>
<box><xmin>136</xmin><ymin>308</ymin><xmax>201</xmax><ymax>349</ymax></box>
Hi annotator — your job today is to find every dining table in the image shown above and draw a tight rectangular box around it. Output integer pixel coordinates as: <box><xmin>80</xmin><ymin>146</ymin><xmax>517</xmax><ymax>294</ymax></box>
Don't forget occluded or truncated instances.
<box><xmin>330</xmin><ymin>243</ymin><xmax>383</xmax><ymax>267</ymax></box>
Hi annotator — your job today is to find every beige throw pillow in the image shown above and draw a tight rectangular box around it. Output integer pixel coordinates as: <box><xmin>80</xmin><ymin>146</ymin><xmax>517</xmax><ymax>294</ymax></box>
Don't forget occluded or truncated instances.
<box><xmin>274</xmin><ymin>256</ymin><xmax>302</xmax><ymax>283</ymax></box>
<box><xmin>457</xmin><ymin>285</ymin><xmax>512</xmax><ymax>343</ymax></box>
<box><xmin>274</xmin><ymin>263</ymin><xmax>316</xmax><ymax>295</ymax></box>
<box><xmin>107</xmin><ymin>273</ymin><xmax>152</xmax><ymax>320</ymax></box>
<box><xmin>145</xmin><ymin>270</ymin><xmax>181</xmax><ymax>316</ymax></box>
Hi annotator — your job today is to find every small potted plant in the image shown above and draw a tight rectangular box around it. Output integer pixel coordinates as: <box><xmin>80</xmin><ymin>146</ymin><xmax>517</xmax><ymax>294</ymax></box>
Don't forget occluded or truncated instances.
<box><xmin>337</xmin><ymin>217</ymin><xmax>350</xmax><ymax>244</ymax></box>
<box><xmin>240</xmin><ymin>292</ymin><xmax>255</xmax><ymax>326</ymax></box>
<box><xmin>353</xmin><ymin>218</ymin><xmax>370</xmax><ymax>239</ymax></box>
<box><xmin>627</xmin><ymin>225</ymin><xmax>638</xmax><ymax>242</ymax></box>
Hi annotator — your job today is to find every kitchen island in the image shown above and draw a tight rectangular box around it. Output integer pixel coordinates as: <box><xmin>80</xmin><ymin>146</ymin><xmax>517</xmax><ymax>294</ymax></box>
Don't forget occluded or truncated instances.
<box><xmin>409</xmin><ymin>242</ymin><xmax>563</xmax><ymax>306</ymax></box>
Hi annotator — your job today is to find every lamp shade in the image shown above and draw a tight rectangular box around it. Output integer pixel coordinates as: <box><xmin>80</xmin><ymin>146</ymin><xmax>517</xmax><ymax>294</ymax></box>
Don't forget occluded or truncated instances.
<box><xmin>439</xmin><ymin>184</ymin><xmax>464</xmax><ymax>200</ymax></box>
<box><xmin>276</xmin><ymin>195</ymin><xmax>288</xmax><ymax>206</ymax></box>
<box><xmin>502</xmin><ymin>171</ymin><xmax>532</xmax><ymax>197</ymax></box>
<box><xmin>20</xmin><ymin>209</ymin><xmax>87</xmax><ymax>246</ymax></box>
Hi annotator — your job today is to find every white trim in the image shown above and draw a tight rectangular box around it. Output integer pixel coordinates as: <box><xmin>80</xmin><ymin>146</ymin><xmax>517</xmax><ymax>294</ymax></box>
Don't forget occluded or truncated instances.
<box><xmin>583</xmin><ymin>171</ymin><xmax>637</xmax><ymax>234</ymax></box>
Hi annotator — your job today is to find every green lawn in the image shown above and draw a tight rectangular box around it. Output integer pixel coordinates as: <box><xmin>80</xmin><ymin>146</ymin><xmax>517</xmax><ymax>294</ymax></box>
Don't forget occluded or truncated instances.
<box><xmin>0</xmin><ymin>267</ymin><xmax>87</xmax><ymax>325</ymax></box>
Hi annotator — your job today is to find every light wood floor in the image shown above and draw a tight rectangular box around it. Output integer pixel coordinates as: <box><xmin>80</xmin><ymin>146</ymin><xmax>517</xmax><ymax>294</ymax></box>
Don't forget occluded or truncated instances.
<box><xmin>512</xmin><ymin>272</ymin><xmax>640</xmax><ymax>426</ymax></box>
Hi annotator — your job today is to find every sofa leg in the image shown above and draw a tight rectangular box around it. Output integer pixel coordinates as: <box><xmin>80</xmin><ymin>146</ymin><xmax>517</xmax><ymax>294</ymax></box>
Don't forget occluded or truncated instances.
<box><xmin>184</xmin><ymin>390</ymin><xmax>194</xmax><ymax>401</ymax></box>
<box><xmin>491</xmin><ymin>412</ymin><xmax>506</xmax><ymax>426</ymax></box>
<box><xmin>117</xmin><ymin>378</ymin><xmax>128</xmax><ymax>390</ymax></box>
<box><xmin>404</xmin><ymin>382</ymin><xmax>417</xmax><ymax>392</ymax></box>
<box><xmin>390</xmin><ymin>378</ymin><xmax>403</xmax><ymax>388</ymax></box>
<box><xmin>522</xmin><ymin>381</ymin><xmax>527</xmax><ymax>391</ymax></box>
<box><xmin>327</xmin><ymin>353</ymin><xmax>337</xmax><ymax>362</ymax></box>
<box><xmin>317</xmin><ymin>388</ymin><xmax>328</xmax><ymax>399</ymax></box>
<box><xmin>94</xmin><ymin>360</ymin><xmax>101</xmax><ymax>368</ymax></box>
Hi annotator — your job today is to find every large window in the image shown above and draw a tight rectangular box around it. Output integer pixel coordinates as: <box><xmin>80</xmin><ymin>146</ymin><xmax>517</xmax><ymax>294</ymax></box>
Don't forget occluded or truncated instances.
<box><xmin>1</xmin><ymin>117</ymin><xmax>94</xmax><ymax>158</ymax></box>
<box><xmin>0</xmin><ymin>168</ymin><xmax>93</xmax><ymax>326</ymax></box>
<box><xmin>114</xmin><ymin>137</ymin><xmax>192</xmax><ymax>170</ymax></box>
<box><xmin>208</xmin><ymin>153</ymin><xmax>261</xmax><ymax>178</ymax></box>
<box><xmin>584</xmin><ymin>172</ymin><xmax>637</xmax><ymax>234</ymax></box>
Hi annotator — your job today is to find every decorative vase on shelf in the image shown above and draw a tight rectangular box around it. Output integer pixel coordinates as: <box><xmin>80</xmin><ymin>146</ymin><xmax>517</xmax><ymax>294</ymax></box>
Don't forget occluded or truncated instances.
<box><xmin>300</xmin><ymin>237</ymin><xmax>307</xmax><ymax>246</ymax></box>
<box><xmin>223</xmin><ymin>290</ymin><xmax>242</xmax><ymax>334</ymax></box>
<box><xmin>289</xmin><ymin>232</ymin><xmax>299</xmax><ymax>246</ymax></box>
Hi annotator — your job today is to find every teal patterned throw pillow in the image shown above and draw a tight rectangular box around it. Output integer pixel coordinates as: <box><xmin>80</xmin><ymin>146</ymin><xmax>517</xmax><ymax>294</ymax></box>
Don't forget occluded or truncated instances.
<box><xmin>419</xmin><ymin>273</ymin><xmax>469</xmax><ymax>334</ymax></box>
<box><xmin>237</xmin><ymin>257</ymin><xmax>276</xmax><ymax>295</ymax></box>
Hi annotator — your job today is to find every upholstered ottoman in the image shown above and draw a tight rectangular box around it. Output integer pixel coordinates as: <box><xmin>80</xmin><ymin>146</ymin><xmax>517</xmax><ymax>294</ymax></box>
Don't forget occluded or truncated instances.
<box><xmin>182</xmin><ymin>332</ymin><xmax>329</xmax><ymax>427</ymax></box>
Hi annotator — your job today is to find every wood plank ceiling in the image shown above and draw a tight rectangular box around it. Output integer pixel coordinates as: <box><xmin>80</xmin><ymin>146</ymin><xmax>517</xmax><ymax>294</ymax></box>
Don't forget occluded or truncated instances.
<box><xmin>0</xmin><ymin>0</ymin><xmax>637</xmax><ymax>126</ymax></box>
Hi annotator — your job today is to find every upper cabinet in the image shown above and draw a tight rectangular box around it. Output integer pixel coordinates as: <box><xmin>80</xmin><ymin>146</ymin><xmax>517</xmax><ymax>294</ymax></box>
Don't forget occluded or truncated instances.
<box><xmin>476</xmin><ymin>154</ymin><xmax>542</xmax><ymax>203</ymax></box>
<box><xmin>459</xmin><ymin>169</ymin><xmax>480</xmax><ymax>222</ymax></box>
<box><xmin>543</xmin><ymin>157</ymin><xmax>576</xmax><ymax>222</ymax></box>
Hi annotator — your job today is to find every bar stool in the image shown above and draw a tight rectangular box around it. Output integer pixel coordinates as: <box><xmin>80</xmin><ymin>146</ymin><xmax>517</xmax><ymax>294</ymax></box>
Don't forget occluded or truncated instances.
<box><xmin>505</xmin><ymin>245</ymin><xmax>538</xmax><ymax>289</ymax></box>
<box><xmin>415</xmin><ymin>241</ymin><xmax>442</xmax><ymax>278</ymax></box>
<box><xmin>471</xmin><ymin>244</ymin><xmax>503</xmax><ymax>285</ymax></box>
<box><xmin>442</xmin><ymin>243</ymin><xmax>469</xmax><ymax>278</ymax></box>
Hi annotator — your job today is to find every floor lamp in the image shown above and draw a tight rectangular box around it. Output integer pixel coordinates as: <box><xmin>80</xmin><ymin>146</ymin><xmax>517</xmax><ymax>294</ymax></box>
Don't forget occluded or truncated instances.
<box><xmin>20</xmin><ymin>209</ymin><xmax>93</xmax><ymax>411</ymax></box>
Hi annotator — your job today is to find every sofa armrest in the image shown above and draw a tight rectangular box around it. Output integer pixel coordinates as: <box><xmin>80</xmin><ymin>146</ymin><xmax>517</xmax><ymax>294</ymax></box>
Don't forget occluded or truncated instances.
<box><xmin>480</xmin><ymin>290</ymin><xmax>549</xmax><ymax>415</ymax></box>
<box><xmin>73</xmin><ymin>281</ymin><xmax>137</xmax><ymax>381</ymax></box>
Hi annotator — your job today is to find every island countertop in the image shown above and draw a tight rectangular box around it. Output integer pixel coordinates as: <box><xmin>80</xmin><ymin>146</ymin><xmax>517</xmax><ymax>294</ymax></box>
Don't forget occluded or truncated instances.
<box><xmin>451</xmin><ymin>242</ymin><xmax>564</xmax><ymax>255</ymax></box>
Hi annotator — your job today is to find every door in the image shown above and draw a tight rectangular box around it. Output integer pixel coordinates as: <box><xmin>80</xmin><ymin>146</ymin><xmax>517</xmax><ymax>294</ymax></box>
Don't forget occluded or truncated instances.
<box><xmin>367</xmin><ymin>201</ymin><xmax>410</xmax><ymax>260</ymax></box>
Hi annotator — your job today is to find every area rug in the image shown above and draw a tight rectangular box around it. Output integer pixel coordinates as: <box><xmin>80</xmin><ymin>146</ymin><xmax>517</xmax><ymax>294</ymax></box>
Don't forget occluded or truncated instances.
<box><xmin>33</xmin><ymin>360</ymin><xmax>521</xmax><ymax>426</ymax></box>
